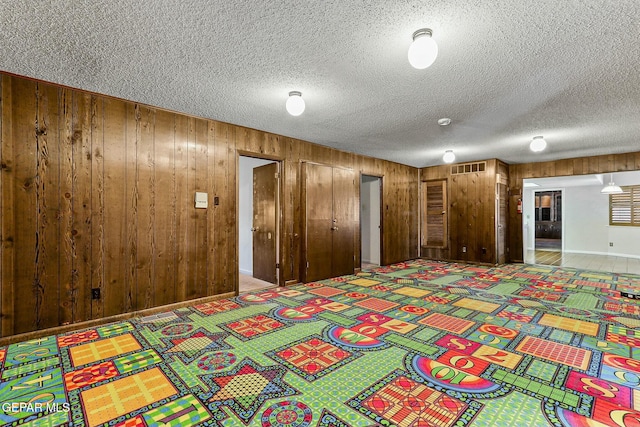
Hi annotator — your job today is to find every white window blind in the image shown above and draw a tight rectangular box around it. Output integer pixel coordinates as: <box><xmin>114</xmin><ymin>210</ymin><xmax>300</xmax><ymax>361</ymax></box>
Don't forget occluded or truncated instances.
<box><xmin>610</xmin><ymin>185</ymin><xmax>640</xmax><ymax>226</ymax></box>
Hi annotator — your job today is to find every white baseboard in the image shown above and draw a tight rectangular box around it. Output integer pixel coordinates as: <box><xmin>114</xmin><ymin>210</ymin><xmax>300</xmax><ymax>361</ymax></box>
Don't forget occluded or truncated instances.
<box><xmin>563</xmin><ymin>249</ymin><xmax>640</xmax><ymax>260</ymax></box>
<box><xmin>239</xmin><ymin>268</ymin><xmax>253</xmax><ymax>276</ymax></box>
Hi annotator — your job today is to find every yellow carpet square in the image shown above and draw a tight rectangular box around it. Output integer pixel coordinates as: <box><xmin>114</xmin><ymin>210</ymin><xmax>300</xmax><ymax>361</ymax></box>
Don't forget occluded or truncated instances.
<box><xmin>70</xmin><ymin>333</ymin><xmax>141</xmax><ymax>367</ymax></box>
<box><xmin>393</xmin><ymin>286</ymin><xmax>430</xmax><ymax>297</ymax></box>
<box><xmin>81</xmin><ymin>367</ymin><xmax>176</xmax><ymax>426</ymax></box>
<box><xmin>348</xmin><ymin>278</ymin><xmax>381</xmax><ymax>287</ymax></box>
<box><xmin>538</xmin><ymin>313</ymin><xmax>599</xmax><ymax>336</ymax></box>
<box><xmin>452</xmin><ymin>298</ymin><xmax>500</xmax><ymax>313</ymax></box>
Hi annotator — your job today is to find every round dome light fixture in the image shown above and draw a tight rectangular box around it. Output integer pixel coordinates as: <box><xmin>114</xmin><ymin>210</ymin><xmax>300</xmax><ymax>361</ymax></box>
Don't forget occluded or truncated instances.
<box><xmin>286</xmin><ymin>91</ymin><xmax>305</xmax><ymax>116</ymax></box>
<box><xmin>437</xmin><ymin>117</ymin><xmax>451</xmax><ymax>126</ymax></box>
<box><xmin>529</xmin><ymin>135</ymin><xmax>547</xmax><ymax>152</ymax></box>
<box><xmin>443</xmin><ymin>150</ymin><xmax>455</xmax><ymax>163</ymax></box>
<box><xmin>408</xmin><ymin>28</ymin><xmax>438</xmax><ymax>69</ymax></box>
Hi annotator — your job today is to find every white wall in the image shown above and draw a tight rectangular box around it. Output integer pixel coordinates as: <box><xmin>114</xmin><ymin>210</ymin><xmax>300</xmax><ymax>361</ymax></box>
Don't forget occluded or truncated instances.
<box><xmin>361</xmin><ymin>176</ymin><xmax>381</xmax><ymax>264</ymax></box>
<box><xmin>239</xmin><ymin>157</ymin><xmax>276</xmax><ymax>275</ymax></box>
<box><xmin>523</xmin><ymin>171</ymin><xmax>640</xmax><ymax>258</ymax></box>
<box><xmin>563</xmin><ymin>186</ymin><xmax>609</xmax><ymax>254</ymax></box>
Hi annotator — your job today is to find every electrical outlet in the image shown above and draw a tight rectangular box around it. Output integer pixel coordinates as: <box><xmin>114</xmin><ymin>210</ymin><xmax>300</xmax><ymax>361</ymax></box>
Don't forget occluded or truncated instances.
<box><xmin>462</xmin><ymin>246</ymin><xmax>467</xmax><ymax>253</ymax></box>
<box><xmin>91</xmin><ymin>288</ymin><xmax>101</xmax><ymax>300</ymax></box>
<box><xmin>609</xmin><ymin>242</ymin><xmax>614</xmax><ymax>247</ymax></box>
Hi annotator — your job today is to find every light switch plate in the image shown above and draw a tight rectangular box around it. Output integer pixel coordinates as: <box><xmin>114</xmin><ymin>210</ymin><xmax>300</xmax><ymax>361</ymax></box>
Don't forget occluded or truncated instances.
<box><xmin>195</xmin><ymin>192</ymin><xmax>208</xmax><ymax>209</ymax></box>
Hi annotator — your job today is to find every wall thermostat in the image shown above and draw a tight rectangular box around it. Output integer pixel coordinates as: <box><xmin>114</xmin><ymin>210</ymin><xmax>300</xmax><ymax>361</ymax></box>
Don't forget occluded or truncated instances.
<box><xmin>195</xmin><ymin>192</ymin><xmax>208</xmax><ymax>209</ymax></box>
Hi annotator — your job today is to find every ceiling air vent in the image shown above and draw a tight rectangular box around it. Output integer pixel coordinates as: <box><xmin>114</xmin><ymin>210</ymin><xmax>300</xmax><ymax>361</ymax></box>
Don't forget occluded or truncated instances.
<box><xmin>451</xmin><ymin>161</ymin><xmax>486</xmax><ymax>175</ymax></box>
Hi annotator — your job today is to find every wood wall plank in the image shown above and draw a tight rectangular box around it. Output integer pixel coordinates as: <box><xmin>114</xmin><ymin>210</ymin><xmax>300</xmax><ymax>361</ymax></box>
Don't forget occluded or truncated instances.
<box><xmin>136</xmin><ymin>106</ymin><xmax>155</xmax><ymax>310</ymax></box>
<box><xmin>206</xmin><ymin>120</ymin><xmax>217</xmax><ymax>296</ymax></box>
<box><xmin>72</xmin><ymin>92</ymin><xmax>93</xmax><ymax>323</ymax></box>
<box><xmin>90</xmin><ymin>96</ymin><xmax>105</xmax><ymax>320</ymax></box>
<box><xmin>102</xmin><ymin>98</ymin><xmax>128</xmax><ymax>318</ymax></box>
<box><xmin>153</xmin><ymin>110</ymin><xmax>177</xmax><ymax>306</ymax></box>
<box><xmin>59</xmin><ymin>88</ymin><xmax>74</xmax><ymax>326</ymax></box>
<box><xmin>174</xmin><ymin>114</ymin><xmax>189</xmax><ymax>302</ymax></box>
<box><xmin>124</xmin><ymin>103</ymin><xmax>138</xmax><ymax>313</ymax></box>
<box><xmin>1</xmin><ymin>75</ymin><xmax>15</xmax><ymax>336</ymax></box>
<box><xmin>12</xmin><ymin>77</ymin><xmax>38</xmax><ymax>334</ymax></box>
<box><xmin>36</xmin><ymin>82</ymin><xmax>62</xmax><ymax>330</ymax></box>
<box><xmin>0</xmin><ymin>73</ymin><xmax>421</xmax><ymax>337</ymax></box>
<box><xmin>225</xmin><ymin>126</ymin><xmax>238</xmax><ymax>292</ymax></box>
<box><xmin>212</xmin><ymin>121</ymin><xmax>228</xmax><ymax>295</ymax></box>
<box><xmin>194</xmin><ymin>118</ymin><xmax>209</xmax><ymax>298</ymax></box>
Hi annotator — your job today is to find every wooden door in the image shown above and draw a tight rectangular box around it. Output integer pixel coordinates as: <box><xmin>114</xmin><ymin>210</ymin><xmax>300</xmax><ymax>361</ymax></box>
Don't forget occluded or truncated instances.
<box><xmin>331</xmin><ymin>167</ymin><xmax>355</xmax><ymax>276</ymax></box>
<box><xmin>252</xmin><ymin>163</ymin><xmax>278</xmax><ymax>283</ymax></box>
<box><xmin>421</xmin><ymin>179</ymin><xmax>448</xmax><ymax>248</ymax></box>
<box><xmin>303</xmin><ymin>163</ymin><xmax>333</xmax><ymax>282</ymax></box>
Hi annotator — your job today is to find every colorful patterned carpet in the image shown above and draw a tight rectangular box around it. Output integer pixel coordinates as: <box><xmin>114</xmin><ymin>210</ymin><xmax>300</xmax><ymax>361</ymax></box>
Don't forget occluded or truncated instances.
<box><xmin>1</xmin><ymin>260</ymin><xmax>640</xmax><ymax>427</ymax></box>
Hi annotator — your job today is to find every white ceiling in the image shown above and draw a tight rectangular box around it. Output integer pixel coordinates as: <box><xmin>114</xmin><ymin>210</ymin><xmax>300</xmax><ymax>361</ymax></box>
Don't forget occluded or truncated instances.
<box><xmin>1</xmin><ymin>1</ymin><xmax>639</xmax><ymax>168</ymax></box>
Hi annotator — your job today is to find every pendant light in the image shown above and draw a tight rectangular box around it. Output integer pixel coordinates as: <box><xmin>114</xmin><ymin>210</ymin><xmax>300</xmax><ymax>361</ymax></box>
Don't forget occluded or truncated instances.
<box><xmin>286</xmin><ymin>91</ymin><xmax>305</xmax><ymax>116</ymax></box>
<box><xmin>408</xmin><ymin>28</ymin><xmax>438</xmax><ymax>69</ymax></box>
<box><xmin>601</xmin><ymin>174</ymin><xmax>623</xmax><ymax>194</ymax></box>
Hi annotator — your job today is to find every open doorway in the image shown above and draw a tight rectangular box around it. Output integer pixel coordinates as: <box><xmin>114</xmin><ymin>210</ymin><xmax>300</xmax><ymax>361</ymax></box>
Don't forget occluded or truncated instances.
<box><xmin>534</xmin><ymin>190</ymin><xmax>563</xmax><ymax>250</ymax></box>
<box><xmin>238</xmin><ymin>156</ymin><xmax>280</xmax><ymax>293</ymax></box>
<box><xmin>360</xmin><ymin>175</ymin><xmax>382</xmax><ymax>269</ymax></box>
<box><xmin>523</xmin><ymin>172</ymin><xmax>640</xmax><ymax>274</ymax></box>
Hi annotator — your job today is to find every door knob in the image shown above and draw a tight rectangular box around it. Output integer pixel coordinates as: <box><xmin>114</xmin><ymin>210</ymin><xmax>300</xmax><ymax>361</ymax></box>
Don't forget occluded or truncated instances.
<box><xmin>331</xmin><ymin>226</ymin><xmax>339</xmax><ymax>231</ymax></box>
<box><xmin>251</xmin><ymin>227</ymin><xmax>259</xmax><ymax>232</ymax></box>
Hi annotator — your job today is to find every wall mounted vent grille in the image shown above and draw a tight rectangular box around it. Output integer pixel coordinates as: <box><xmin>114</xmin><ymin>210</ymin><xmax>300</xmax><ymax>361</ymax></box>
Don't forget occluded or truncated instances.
<box><xmin>451</xmin><ymin>162</ymin><xmax>486</xmax><ymax>175</ymax></box>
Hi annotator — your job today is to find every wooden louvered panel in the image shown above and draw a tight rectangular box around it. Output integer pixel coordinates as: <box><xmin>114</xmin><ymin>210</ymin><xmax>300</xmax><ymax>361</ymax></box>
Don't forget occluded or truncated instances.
<box><xmin>421</xmin><ymin>179</ymin><xmax>447</xmax><ymax>248</ymax></box>
<box><xmin>610</xmin><ymin>186</ymin><xmax>640</xmax><ymax>226</ymax></box>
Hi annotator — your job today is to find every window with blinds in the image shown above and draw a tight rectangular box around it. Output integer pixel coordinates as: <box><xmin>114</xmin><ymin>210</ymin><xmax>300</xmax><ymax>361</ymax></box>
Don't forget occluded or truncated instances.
<box><xmin>610</xmin><ymin>185</ymin><xmax>640</xmax><ymax>226</ymax></box>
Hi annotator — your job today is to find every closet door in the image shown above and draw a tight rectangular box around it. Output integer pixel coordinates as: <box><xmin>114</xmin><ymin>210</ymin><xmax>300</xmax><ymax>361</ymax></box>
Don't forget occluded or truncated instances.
<box><xmin>302</xmin><ymin>163</ymin><xmax>355</xmax><ymax>282</ymax></box>
<box><xmin>303</xmin><ymin>163</ymin><xmax>334</xmax><ymax>282</ymax></box>
<box><xmin>331</xmin><ymin>167</ymin><xmax>355</xmax><ymax>276</ymax></box>
<box><xmin>421</xmin><ymin>179</ymin><xmax>448</xmax><ymax>248</ymax></box>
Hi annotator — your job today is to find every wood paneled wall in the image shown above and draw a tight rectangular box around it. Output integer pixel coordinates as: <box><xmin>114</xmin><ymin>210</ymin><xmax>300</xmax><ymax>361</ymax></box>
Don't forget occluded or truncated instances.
<box><xmin>0</xmin><ymin>74</ymin><xmax>419</xmax><ymax>337</ymax></box>
<box><xmin>420</xmin><ymin>159</ymin><xmax>505</xmax><ymax>264</ymax></box>
<box><xmin>508</xmin><ymin>152</ymin><xmax>640</xmax><ymax>262</ymax></box>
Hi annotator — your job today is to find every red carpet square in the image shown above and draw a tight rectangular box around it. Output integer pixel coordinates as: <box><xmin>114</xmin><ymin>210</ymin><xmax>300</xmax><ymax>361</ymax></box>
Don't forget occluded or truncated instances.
<box><xmin>362</xmin><ymin>375</ymin><xmax>468</xmax><ymax>427</ymax></box>
<box><xmin>516</xmin><ymin>336</ymin><xmax>591</xmax><ymax>370</ymax></box>
<box><xmin>354</xmin><ymin>298</ymin><xmax>399</xmax><ymax>312</ymax></box>
<box><xmin>419</xmin><ymin>313</ymin><xmax>475</xmax><ymax>334</ymax></box>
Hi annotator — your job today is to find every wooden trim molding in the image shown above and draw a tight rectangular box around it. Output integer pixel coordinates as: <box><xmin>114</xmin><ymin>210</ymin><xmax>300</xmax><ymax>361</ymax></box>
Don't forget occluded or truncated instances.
<box><xmin>0</xmin><ymin>292</ymin><xmax>235</xmax><ymax>347</ymax></box>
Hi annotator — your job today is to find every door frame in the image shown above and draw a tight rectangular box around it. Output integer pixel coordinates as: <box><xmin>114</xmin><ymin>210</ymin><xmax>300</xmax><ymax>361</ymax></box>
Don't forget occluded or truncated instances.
<box><xmin>237</xmin><ymin>151</ymin><xmax>284</xmax><ymax>294</ymax></box>
<box><xmin>359</xmin><ymin>173</ymin><xmax>384</xmax><ymax>268</ymax></box>
<box><xmin>528</xmin><ymin>187</ymin><xmax>564</xmax><ymax>257</ymax></box>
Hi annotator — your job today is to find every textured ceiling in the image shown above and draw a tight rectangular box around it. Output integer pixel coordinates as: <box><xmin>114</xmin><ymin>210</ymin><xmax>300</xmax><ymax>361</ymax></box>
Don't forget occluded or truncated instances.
<box><xmin>1</xmin><ymin>1</ymin><xmax>639</xmax><ymax>168</ymax></box>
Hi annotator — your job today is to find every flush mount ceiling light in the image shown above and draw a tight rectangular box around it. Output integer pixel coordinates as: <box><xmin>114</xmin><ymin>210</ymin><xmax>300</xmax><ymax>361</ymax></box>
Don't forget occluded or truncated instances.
<box><xmin>601</xmin><ymin>174</ymin><xmax>623</xmax><ymax>194</ymax></box>
<box><xmin>437</xmin><ymin>117</ymin><xmax>451</xmax><ymax>126</ymax></box>
<box><xmin>443</xmin><ymin>150</ymin><xmax>455</xmax><ymax>163</ymax></box>
<box><xmin>408</xmin><ymin>28</ymin><xmax>438</xmax><ymax>69</ymax></box>
<box><xmin>285</xmin><ymin>91</ymin><xmax>305</xmax><ymax>116</ymax></box>
<box><xmin>529</xmin><ymin>136</ymin><xmax>547</xmax><ymax>152</ymax></box>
